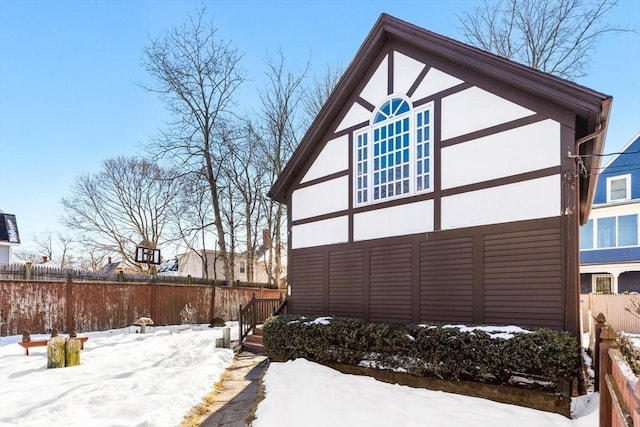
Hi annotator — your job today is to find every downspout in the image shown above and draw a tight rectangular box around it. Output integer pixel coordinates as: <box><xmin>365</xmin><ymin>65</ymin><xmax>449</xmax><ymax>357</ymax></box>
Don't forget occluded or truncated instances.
<box><xmin>566</xmin><ymin>98</ymin><xmax>610</xmax><ymax>337</ymax></box>
<box><xmin>572</xmin><ymin>98</ymin><xmax>612</xmax><ymax>225</ymax></box>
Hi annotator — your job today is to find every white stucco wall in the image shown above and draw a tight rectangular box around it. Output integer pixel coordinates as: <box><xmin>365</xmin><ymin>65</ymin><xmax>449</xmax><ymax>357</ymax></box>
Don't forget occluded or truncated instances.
<box><xmin>411</xmin><ymin>67</ymin><xmax>463</xmax><ymax>101</ymax></box>
<box><xmin>301</xmin><ymin>135</ymin><xmax>349</xmax><ymax>183</ymax></box>
<box><xmin>291</xmin><ymin>216</ymin><xmax>349</xmax><ymax>249</ymax></box>
<box><xmin>359</xmin><ymin>55</ymin><xmax>388</xmax><ymax>108</ymax></box>
<box><xmin>354</xmin><ymin>200</ymin><xmax>434</xmax><ymax>241</ymax></box>
<box><xmin>441</xmin><ymin>119</ymin><xmax>561</xmax><ymax>189</ymax></box>
<box><xmin>441</xmin><ymin>175</ymin><xmax>561</xmax><ymax>229</ymax></box>
<box><xmin>393</xmin><ymin>52</ymin><xmax>425</xmax><ymax>95</ymax></box>
<box><xmin>441</xmin><ymin>86</ymin><xmax>534</xmax><ymax>141</ymax></box>
<box><xmin>292</xmin><ymin>176</ymin><xmax>349</xmax><ymax>221</ymax></box>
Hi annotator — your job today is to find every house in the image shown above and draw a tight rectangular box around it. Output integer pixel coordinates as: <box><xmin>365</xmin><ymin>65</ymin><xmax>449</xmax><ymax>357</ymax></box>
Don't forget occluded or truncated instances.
<box><xmin>0</xmin><ymin>210</ymin><xmax>20</xmax><ymax>264</ymax></box>
<box><xmin>101</xmin><ymin>257</ymin><xmax>140</xmax><ymax>275</ymax></box>
<box><xmin>158</xmin><ymin>249</ymin><xmax>279</xmax><ymax>285</ymax></box>
<box><xmin>579</xmin><ymin>131</ymin><xmax>640</xmax><ymax>294</ymax></box>
<box><xmin>268</xmin><ymin>14</ymin><xmax>611</xmax><ymax>336</ymax></box>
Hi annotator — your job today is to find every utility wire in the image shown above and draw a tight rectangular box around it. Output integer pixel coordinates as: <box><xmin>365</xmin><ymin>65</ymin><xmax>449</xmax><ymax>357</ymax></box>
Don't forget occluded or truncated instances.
<box><xmin>580</xmin><ymin>149</ymin><xmax>640</xmax><ymax>158</ymax></box>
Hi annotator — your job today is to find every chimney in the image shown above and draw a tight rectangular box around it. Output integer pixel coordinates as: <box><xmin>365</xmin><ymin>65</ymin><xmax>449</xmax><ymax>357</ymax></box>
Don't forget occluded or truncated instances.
<box><xmin>42</xmin><ymin>256</ymin><xmax>48</xmax><ymax>263</ymax></box>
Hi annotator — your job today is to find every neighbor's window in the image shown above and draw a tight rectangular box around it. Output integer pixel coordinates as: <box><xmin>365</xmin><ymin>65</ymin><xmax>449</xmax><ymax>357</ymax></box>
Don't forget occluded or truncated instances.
<box><xmin>582</xmin><ymin>214</ymin><xmax>639</xmax><ymax>250</ymax></box>
<box><xmin>618</xmin><ymin>214</ymin><xmax>638</xmax><ymax>247</ymax></box>
<box><xmin>597</xmin><ymin>217</ymin><xmax>616</xmax><ymax>248</ymax></box>
<box><xmin>239</xmin><ymin>261</ymin><xmax>246</xmax><ymax>274</ymax></box>
<box><xmin>354</xmin><ymin>97</ymin><xmax>433</xmax><ymax>206</ymax></box>
<box><xmin>579</xmin><ymin>219</ymin><xmax>594</xmax><ymax>249</ymax></box>
<box><xmin>607</xmin><ymin>174</ymin><xmax>631</xmax><ymax>202</ymax></box>
<box><xmin>593</xmin><ymin>274</ymin><xmax>613</xmax><ymax>294</ymax></box>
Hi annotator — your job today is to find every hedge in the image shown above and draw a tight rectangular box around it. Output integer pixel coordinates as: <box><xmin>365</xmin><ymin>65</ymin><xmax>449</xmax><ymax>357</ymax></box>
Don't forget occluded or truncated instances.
<box><xmin>262</xmin><ymin>315</ymin><xmax>581</xmax><ymax>389</ymax></box>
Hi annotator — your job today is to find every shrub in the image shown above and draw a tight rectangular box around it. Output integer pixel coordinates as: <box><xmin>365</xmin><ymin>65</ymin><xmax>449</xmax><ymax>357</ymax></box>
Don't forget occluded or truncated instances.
<box><xmin>262</xmin><ymin>315</ymin><xmax>580</xmax><ymax>389</ymax></box>
<box><xmin>617</xmin><ymin>334</ymin><xmax>640</xmax><ymax>377</ymax></box>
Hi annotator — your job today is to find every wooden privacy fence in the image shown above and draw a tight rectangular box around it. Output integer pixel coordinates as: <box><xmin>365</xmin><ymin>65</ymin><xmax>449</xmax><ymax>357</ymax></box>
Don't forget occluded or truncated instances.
<box><xmin>581</xmin><ymin>293</ymin><xmax>640</xmax><ymax>336</ymax></box>
<box><xmin>596</xmin><ymin>319</ymin><xmax>640</xmax><ymax>427</ymax></box>
<box><xmin>0</xmin><ymin>278</ymin><xmax>285</xmax><ymax>336</ymax></box>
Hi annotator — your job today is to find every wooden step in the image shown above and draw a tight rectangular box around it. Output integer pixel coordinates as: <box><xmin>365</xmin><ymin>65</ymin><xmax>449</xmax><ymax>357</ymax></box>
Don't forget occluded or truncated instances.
<box><xmin>242</xmin><ymin>333</ymin><xmax>265</xmax><ymax>354</ymax></box>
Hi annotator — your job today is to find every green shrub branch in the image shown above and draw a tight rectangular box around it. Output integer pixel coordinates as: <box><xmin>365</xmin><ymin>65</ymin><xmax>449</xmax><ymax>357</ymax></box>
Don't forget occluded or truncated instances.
<box><xmin>263</xmin><ymin>315</ymin><xmax>580</xmax><ymax>388</ymax></box>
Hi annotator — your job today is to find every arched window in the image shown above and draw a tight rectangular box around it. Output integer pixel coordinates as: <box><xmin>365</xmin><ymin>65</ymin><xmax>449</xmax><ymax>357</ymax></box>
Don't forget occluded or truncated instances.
<box><xmin>355</xmin><ymin>97</ymin><xmax>433</xmax><ymax>205</ymax></box>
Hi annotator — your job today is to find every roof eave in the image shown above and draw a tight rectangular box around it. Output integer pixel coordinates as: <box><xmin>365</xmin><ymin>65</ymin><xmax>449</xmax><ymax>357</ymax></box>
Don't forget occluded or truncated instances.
<box><xmin>579</xmin><ymin>97</ymin><xmax>612</xmax><ymax>224</ymax></box>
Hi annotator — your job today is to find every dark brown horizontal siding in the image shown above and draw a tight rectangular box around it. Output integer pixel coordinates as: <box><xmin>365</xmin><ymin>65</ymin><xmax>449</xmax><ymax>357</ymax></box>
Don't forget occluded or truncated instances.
<box><xmin>290</xmin><ymin>252</ymin><xmax>324</xmax><ymax>314</ymax></box>
<box><xmin>369</xmin><ymin>243</ymin><xmax>412</xmax><ymax>323</ymax></box>
<box><xmin>287</xmin><ymin>216</ymin><xmax>568</xmax><ymax>332</ymax></box>
<box><xmin>420</xmin><ymin>237</ymin><xmax>473</xmax><ymax>323</ymax></box>
<box><xmin>328</xmin><ymin>249</ymin><xmax>364</xmax><ymax>317</ymax></box>
<box><xmin>483</xmin><ymin>226</ymin><xmax>564</xmax><ymax>329</ymax></box>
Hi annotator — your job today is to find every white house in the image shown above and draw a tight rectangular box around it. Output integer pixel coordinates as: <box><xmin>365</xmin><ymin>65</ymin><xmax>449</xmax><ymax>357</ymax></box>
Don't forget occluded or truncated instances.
<box><xmin>158</xmin><ymin>249</ymin><xmax>285</xmax><ymax>286</ymax></box>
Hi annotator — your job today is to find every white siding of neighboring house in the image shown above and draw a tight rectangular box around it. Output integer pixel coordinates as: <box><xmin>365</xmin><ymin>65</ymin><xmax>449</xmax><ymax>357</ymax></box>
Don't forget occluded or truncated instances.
<box><xmin>0</xmin><ymin>246</ymin><xmax>9</xmax><ymax>264</ymax></box>
<box><xmin>173</xmin><ymin>251</ymin><xmax>273</xmax><ymax>284</ymax></box>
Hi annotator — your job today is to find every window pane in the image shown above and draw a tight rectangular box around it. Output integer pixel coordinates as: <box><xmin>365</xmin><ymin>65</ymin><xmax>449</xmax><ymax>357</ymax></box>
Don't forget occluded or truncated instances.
<box><xmin>595</xmin><ymin>275</ymin><xmax>612</xmax><ymax>294</ymax></box>
<box><xmin>579</xmin><ymin>220</ymin><xmax>593</xmax><ymax>249</ymax></box>
<box><xmin>414</xmin><ymin>107</ymin><xmax>431</xmax><ymax>193</ymax></box>
<box><xmin>618</xmin><ymin>215</ymin><xmax>638</xmax><ymax>246</ymax></box>
<box><xmin>597</xmin><ymin>217</ymin><xmax>616</xmax><ymax>248</ymax></box>
<box><xmin>610</xmin><ymin>178</ymin><xmax>628</xmax><ymax>200</ymax></box>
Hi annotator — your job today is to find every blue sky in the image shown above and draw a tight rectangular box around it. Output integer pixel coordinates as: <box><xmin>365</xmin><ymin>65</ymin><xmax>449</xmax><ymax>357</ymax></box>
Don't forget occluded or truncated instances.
<box><xmin>1</xmin><ymin>0</ymin><xmax>639</xmax><ymax>253</ymax></box>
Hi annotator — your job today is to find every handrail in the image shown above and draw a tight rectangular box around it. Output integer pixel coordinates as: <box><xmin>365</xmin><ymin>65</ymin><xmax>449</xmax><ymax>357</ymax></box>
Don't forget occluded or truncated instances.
<box><xmin>273</xmin><ymin>296</ymin><xmax>287</xmax><ymax>316</ymax></box>
<box><xmin>239</xmin><ymin>294</ymin><xmax>284</xmax><ymax>342</ymax></box>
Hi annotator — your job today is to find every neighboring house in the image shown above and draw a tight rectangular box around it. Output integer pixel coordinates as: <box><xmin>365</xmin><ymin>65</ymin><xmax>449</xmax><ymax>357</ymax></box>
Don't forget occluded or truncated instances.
<box><xmin>579</xmin><ymin>132</ymin><xmax>640</xmax><ymax>294</ymax></box>
<box><xmin>158</xmin><ymin>249</ymin><xmax>279</xmax><ymax>285</ymax></box>
<box><xmin>38</xmin><ymin>256</ymin><xmax>61</xmax><ymax>269</ymax></box>
<box><xmin>101</xmin><ymin>257</ymin><xmax>140</xmax><ymax>275</ymax></box>
<box><xmin>0</xmin><ymin>210</ymin><xmax>20</xmax><ymax>264</ymax></box>
<box><xmin>268</xmin><ymin>14</ymin><xmax>611</xmax><ymax>336</ymax></box>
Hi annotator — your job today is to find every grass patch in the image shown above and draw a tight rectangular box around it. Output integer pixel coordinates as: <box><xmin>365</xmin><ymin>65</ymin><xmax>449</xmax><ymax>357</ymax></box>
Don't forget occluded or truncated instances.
<box><xmin>179</xmin><ymin>371</ymin><xmax>229</xmax><ymax>427</ymax></box>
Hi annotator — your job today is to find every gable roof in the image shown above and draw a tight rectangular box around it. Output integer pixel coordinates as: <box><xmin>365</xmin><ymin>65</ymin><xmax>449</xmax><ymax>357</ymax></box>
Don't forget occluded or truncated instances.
<box><xmin>268</xmin><ymin>13</ymin><xmax>611</xmax><ymax>223</ymax></box>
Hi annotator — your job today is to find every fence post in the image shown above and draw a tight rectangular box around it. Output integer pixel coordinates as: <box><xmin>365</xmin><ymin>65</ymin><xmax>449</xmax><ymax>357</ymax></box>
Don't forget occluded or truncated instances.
<box><xmin>599</xmin><ymin>324</ymin><xmax>618</xmax><ymax>427</ymax></box>
<box><xmin>25</xmin><ymin>262</ymin><xmax>32</xmax><ymax>280</ymax></box>
<box><xmin>593</xmin><ymin>312</ymin><xmax>606</xmax><ymax>391</ymax></box>
<box><xmin>65</xmin><ymin>276</ymin><xmax>74</xmax><ymax>334</ymax></box>
<box><xmin>150</xmin><ymin>279</ymin><xmax>157</xmax><ymax>324</ymax></box>
<box><xmin>239</xmin><ymin>304</ymin><xmax>243</xmax><ymax>341</ymax></box>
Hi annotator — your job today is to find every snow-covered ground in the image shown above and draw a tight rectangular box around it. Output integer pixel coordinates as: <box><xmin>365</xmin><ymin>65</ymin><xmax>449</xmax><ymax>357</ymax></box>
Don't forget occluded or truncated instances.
<box><xmin>254</xmin><ymin>359</ymin><xmax>599</xmax><ymax>427</ymax></box>
<box><xmin>1</xmin><ymin>323</ymin><xmax>601</xmax><ymax>427</ymax></box>
<box><xmin>0</xmin><ymin>324</ymin><xmax>236</xmax><ymax>426</ymax></box>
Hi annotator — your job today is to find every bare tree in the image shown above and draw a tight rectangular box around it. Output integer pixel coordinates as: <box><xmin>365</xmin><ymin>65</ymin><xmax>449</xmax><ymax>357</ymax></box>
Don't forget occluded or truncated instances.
<box><xmin>61</xmin><ymin>156</ymin><xmax>179</xmax><ymax>271</ymax></box>
<box><xmin>12</xmin><ymin>249</ymin><xmax>41</xmax><ymax>264</ymax></box>
<box><xmin>458</xmin><ymin>0</ymin><xmax>625</xmax><ymax>79</ymax></box>
<box><xmin>254</xmin><ymin>52</ymin><xmax>308</xmax><ymax>287</ymax></box>
<box><xmin>32</xmin><ymin>232</ymin><xmax>74</xmax><ymax>267</ymax></box>
<box><xmin>33</xmin><ymin>232</ymin><xmax>54</xmax><ymax>262</ymax></box>
<box><xmin>141</xmin><ymin>6</ymin><xmax>244</xmax><ymax>286</ymax></box>
<box><xmin>221</xmin><ymin>122</ymin><xmax>267</xmax><ymax>283</ymax></box>
<box><xmin>302</xmin><ymin>62</ymin><xmax>343</xmax><ymax>125</ymax></box>
<box><xmin>169</xmin><ymin>174</ymin><xmax>216</xmax><ymax>279</ymax></box>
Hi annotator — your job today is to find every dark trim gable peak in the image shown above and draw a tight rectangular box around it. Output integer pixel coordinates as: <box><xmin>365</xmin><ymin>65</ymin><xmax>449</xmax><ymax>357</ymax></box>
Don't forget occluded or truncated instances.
<box><xmin>268</xmin><ymin>13</ymin><xmax>611</xmax><ymax>223</ymax></box>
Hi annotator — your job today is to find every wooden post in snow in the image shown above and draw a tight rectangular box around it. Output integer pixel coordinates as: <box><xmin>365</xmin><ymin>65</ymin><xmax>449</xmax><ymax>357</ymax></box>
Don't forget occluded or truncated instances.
<box><xmin>598</xmin><ymin>324</ymin><xmax>618</xmax><ymax>427</ymax></box>
<box><xmin>47</xmin><ymin>329</ymin><xmax>66</xmax><ymax>369</ymax></box>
